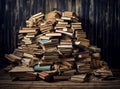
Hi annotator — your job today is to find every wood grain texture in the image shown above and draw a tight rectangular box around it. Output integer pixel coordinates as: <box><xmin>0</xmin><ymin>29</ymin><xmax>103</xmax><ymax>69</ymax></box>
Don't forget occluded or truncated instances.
<box><xmin>0</xmin><ymin>68</ymin><xmax>120</xmax><ymax>89</ymax></box>
<box><xmin>0</xmin><ymin>0</ymin><xmax>120</xmax><ymax>68</ymax></box>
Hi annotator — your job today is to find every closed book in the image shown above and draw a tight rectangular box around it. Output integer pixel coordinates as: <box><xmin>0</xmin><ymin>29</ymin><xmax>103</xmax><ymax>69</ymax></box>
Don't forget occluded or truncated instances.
<box><xmin>45</xmin><ymin>32</ymin><xmax>62</xmax><ymax>37</ymax></box>
<box><xmin>5</xmin><ymin>54</ymin><xmax>21</xmax><ymax>62</ymax></box>
<box><xmin>58</xmin><ymin>45</ymin><xmax>73</xmax><ymax>48</ymax></box>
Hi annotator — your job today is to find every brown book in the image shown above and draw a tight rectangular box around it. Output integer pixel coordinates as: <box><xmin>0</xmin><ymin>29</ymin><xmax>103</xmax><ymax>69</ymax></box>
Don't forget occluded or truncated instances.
<box><xmin>45</xmin><ymin>32</ymin><xmax>62</xmax><ymax>37</ymax></box>
<box><xmin>23</xmin><ymin>53</ymin><xmax>34</xmax><ymax>58</ymax></box>
<box><xmin>70</xmin><ymin>74</ymin><xmax>87</xmax><ymax>82</ymax></box>
<box><xmin>78</xmin><ymin>52</ymin><xmax>90</xmax><ymax>59</ymax></box>
<box><xmin>19</xmin><ymin>28</ymin><xmax>38</xmax><ymax>33</ymax></box>
<box><xmin>56</xmin><ymin>30</ymin><xmax>73</xmax><ymax>37</ymax></box>
<box><xmin>60</xmin><ymin>39</ymin><xmax>72</xmax><ymax>45</ymax></box>
<box><xmin>62</xmin><ymin>11</ymin><xmax>73</xmax><ymax>17</ymax></box>
<box><xmin>63</xmin><ymin>70</ymin><xmax>76</xmax><ymax>76</ymax></box>
<box><xmin>9</xmin><ymin>66</ymin><xmax>36</xmax><ymax>80</ymax></box>
<box><xmin>61</xmin><ymin>16</ymin><xmax>72</xmax><ymax>21</ymax></box>
<box><xmin>38</xmin><ymin>70</ymin><xmax>57</xmax><ymax>80</ymax></box>
<box><xmin>5</xmin><ymin>54</ymin><xmax>21</xmax><ymax>62</ymax></box>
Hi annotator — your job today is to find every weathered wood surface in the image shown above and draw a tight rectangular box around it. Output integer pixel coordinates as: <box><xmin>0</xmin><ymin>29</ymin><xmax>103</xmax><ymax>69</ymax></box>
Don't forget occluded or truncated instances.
<box><xmin>0</xmin><ymin>0</ymin><xmax>120</xmax><ymax>68</ymax></box>
<box><xmin>0</xmin><ymin>69</ymin><xmax>120</xmax><ymax>89</ymax></box>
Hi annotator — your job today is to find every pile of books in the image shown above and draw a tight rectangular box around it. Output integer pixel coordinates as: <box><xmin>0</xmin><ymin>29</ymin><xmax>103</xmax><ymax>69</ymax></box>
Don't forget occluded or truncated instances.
<box><xmin>5</xmin><ymin>10</ymin><xmax>112</xmax><ymax>82</ymax></box>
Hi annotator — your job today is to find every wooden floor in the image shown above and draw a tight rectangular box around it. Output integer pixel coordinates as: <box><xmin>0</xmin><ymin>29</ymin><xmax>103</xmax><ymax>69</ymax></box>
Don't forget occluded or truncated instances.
<box><xmin>0</xmin><ymin>69</ymin><xmax>120</xmax><ymax>89</ymax></box>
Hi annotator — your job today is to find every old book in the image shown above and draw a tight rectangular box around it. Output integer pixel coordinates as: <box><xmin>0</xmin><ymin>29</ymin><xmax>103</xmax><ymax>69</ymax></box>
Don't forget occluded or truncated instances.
<box><xmin>38</xmin><ymin>39</ymin><xmax>51</xmax><ymax>45</ymax></box>
<box><xmin>25</xmin><ymin>33</ymin><xmax>35</xmax><ymax>38</ymax></box>
<box><xmin>61</xmin><ymin>16</ymin><xmax>71</xmax><ymax>21</ymax></box>
<box><xmin>9</xmin><ymin>66</ymin><xmax>36</xmax><ymax>80</ymax></box>
<box><xmin>45</xmin><ymin>10</ymin><xmax>61</xmax><ymax>23</ymax></box>
<box><xmin>75</xmin><ymin>30</ymin><xmax>86</xmax><ymax>38</ymax></box>
<box><xmin>13</xmin><ymin>49</ymin><xmax>23</xmax><ymax>57</ymax></box>
<box><xmin>42</xmin><ymin>56</ymin><xmax>60</xmax><ymax>62</ymax></box>
<box><xmin>78</xmin><ymin>57</ymin><xmax>91</xmax><ymax>63</ymax></box>
<box><xmin>45</xmin><ymin>32</ymin><xmax>62</xmax><ymax>37</ymax></box>
<box><xmin>60</xmin><ymin>39</ymin><xmax>72</xmax><ymax>45</ymax></box>
<box><xmin>5</xmin><ymin>54</ymin><xmax>21</xmax><ymax>62</ymax></box>
<box><xmin>92</xmin><ymin>53</ymin><xmax>101</xmax><ymax>59</ymax></box>
<box><xmin>18</xmin><ymin>34</ymin><xmax>25</xmax><ymax>40</ymax></box>
<box><xmin>77</xmin><ymin>51</ymin><xmax>90</xmax><ymax>59</ymax></box>
<box><xmin>26</xmin><ymin>12</ymin><xmax>44</xmax><ymax>27</ymax></box>
<box><xmin>39</xmin><ymin>61</ymin><xmax>53</xmax><ymax>66</ymax></box>
<box><xmin>9</xmin><ymin>66</ymin><xmax>34</xmax><ymax>72</ymax></box>
<box><xmin>62</xmin><ymin>69</ymin><xmax>76</xmax><ymax>76</ymax></box>
<box><xmin>77</xmin><ymin>63</ymin><xmax>91</xmax><ymax>73</ymax></box>
<box><xmin>27</xmin><ymin>44</ymin><xmax>39</xmax><ymax>48</ymax></box>
<box><xmin>94</xmin><ymin>68</ymin><xmax>113</xmax><ymax>77</ymax></box>
<box><xmin>70</xmin><ymin>74</ymin><xmax>87</xmax><ymax>82</ymax></box>
<box><xmin>59</xmin><ymin>65</ymin><xmax>72</xmax><ymax>71</ymax></box>
<box><xmin>58</xmin><ymin>21</ymin><xmax>68</xmax><ymax>24</ymax></box>
<box><xmin>21</xmin><ymin>58</ymin><xmax>31</xmax><ymax>66</ymax></box>
<box><xmin>62</xmin><ymin>11</ymin><xmax>73</xmax><ymax>17</ymax></box>
<box><xmin>75</xmin><ymin>39</ymin><xmax>90</xmax><ymax>47</ymax></box>
<box><xmin>34</xmin><ymin>64</ymin><xmax>52</xmax><ymax>72</ymax></box>
<box><xmin>56</xmin><ymin>30</ymin><xmax>73</xmax><ymax>37</ymax></box>
<box><xmin>23</xmin><ymin>53</ymin><xmax>34</xmax><ymax>58</ymax></box>
<box><xmin>30</xmin><ymin>12</ymin><xmax>44</xmax><ymax>18</ymax></box>
<box><xmin>59</xmin><ymin>48</ymin><xmax>73</xmax><ymax>56</ymax></box>
<box><xmin>19</xmin><ymin>28</ymin><xmax>38</xmax><ymax>33</ymax></box>
<box><xmin>71</xmin><ymin>22</ymin><xmax>82</xmax><ymax>25</ymax></box>
<box><xmin>63</xmin><ymin>57</ymin><xmax>75</xmax><ymax>62</ymax></box>
<box><xmin>72</xmin><ymin>16</ymin><xmax>79</xmax><ymax>22</ymax></box>
<box><xmin>38</xmin><ymin>71</ymin><xmax>50</xmax><ymax>79</ymax></box>
<box><xmin>88</xmin><ymin>46</ymin><xmax>101</xmax><ymax>52</ymax></box>
<box><xmin>36</xmin><ymin>35</ymin><xmax>51</xmax><ymax>40</ymax></box>
<box><xmin>56</xmin><ymin>18</ymin><xmax>64</xmax><ymax>22</ymax></box>
<box><xmin>22</xmin><ymin>37</ymin><xmax>32</xmax><ymax>44</ymax></box>
<box><xmin>55</xmin><ymin>24</ymin><xmax>70</xmax><ymax>28</ymax></box>
<box><xmin>39</xmin><ymin>39</ymin><xmax>59</xmax><ymax>46</ymax></box>
<box><xmin>55</xmin><ymin>27</ymin><xmax>68</xmax><ymax>32</ymax></box>
<box><xmin>72</xmin><ymin>25</ymin><xmax>82</xmax><ymax>30</ymax></box>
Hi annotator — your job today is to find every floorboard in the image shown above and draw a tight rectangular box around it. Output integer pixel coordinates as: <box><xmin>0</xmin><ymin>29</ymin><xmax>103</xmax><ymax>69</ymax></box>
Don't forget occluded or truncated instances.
<box><xmin>0</xmin><ymin>69</ymin><xmax>120</xmax><ymax>89</ymax></box>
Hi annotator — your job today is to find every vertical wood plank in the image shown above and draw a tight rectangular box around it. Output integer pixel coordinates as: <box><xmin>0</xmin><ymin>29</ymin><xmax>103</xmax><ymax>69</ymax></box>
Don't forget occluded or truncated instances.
<box><xmin>0</xmin><ymin>0</ymin><xmax>120</xmax><ymax>68</ymax></box>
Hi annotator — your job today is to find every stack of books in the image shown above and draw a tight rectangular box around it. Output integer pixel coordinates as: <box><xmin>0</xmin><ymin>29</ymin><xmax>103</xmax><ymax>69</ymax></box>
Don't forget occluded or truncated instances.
<box><xmin>4</xmin><ymin>10</ymin><xmax>112</xmax><ymax>82</ymax></box>
<box><xmin>26</xmin><ymin>12</ymin><xmax>44</xmax><ymax>27</ymax></box>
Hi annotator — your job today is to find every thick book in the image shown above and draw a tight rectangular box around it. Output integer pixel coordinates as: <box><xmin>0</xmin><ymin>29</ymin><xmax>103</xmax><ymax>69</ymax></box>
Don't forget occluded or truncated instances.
<box><xmin>5</xmin><ymin>54</ymin><xmax>21</xmax><ymax>62</ymax></box>
<box><xmin>9</xmin><ymin>66</ymin><xmax>36</xmax><ymax>80</ymax></box>
<box><xmin>70</xmin><ymin>74</ymin><xmax>87</xmax><ymax>82</ymax></box>
<box><xmin>56</xmin><ymin>29</ymin><xmax>73</xmax><ymax>37</ymax></box>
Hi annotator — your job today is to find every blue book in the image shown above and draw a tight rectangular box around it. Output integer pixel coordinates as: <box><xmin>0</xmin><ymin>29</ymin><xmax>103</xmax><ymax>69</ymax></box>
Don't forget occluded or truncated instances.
<box><xmin>38</xmin><ymin>39</ymin><xmax>51</xmax><ymax>44</ymax></box>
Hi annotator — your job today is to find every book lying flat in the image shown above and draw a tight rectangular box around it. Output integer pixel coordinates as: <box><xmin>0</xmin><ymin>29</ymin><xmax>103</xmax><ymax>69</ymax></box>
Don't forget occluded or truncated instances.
<box><xmin>58</xmin><ymin>45</ymin><xmax>73</xmax><ymax>48</ymax></box>
<box><xmin>5</xmin><ymin>54</ymin><xmax>21</xmax><ymax>62</ymax></box>
<box><xmin>45</xmin><ymin>32</ymin><xmax>62</xmax><ymax>37</ymax></box>
<box><xmin>9</xmin><ymin>66</ymin><xmax>34</xmax><ymax>72</ymax></box>
<box><xmin>19</xmin><ymin>28</ymin><xmax>38</xmax><ymax>33</ymax></box>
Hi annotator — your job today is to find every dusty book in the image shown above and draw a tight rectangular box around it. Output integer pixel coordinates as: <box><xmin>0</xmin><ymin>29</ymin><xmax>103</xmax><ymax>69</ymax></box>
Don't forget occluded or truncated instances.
<box><xmin>5</xmin><ymin>54</ymin><xmax>21</xmax><ymax>62</ymax></box>
<box><xmin>9</xmin><ymin>66</ymin><xmax>36</xmax><ymax>80</ymax></box>
<box><xmin>45</xmin><ymin>32</ymin><xmax>62</xmax><ymax>37</ymax></box>
<box><xmin>70</xmin><ymin>74</ymin><xmax>87</xmax><ymax>82</ymax></box>
<box><xmin>19</xmin><ymin>28</ymin><xmax>38</xmax><ymax>33</ymax></box>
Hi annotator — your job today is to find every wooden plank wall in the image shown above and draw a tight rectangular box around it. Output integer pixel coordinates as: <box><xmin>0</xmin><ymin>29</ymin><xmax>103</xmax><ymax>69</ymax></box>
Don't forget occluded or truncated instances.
<box><xmin>0</xmin><ymin>0</ymin><xmax>120</xmax><ymax>68</ymax></box>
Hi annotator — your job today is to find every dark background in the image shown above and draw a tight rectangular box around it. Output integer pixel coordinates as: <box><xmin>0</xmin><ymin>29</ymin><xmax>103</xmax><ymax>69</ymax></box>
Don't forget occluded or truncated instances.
<box><xmin>0</xmin><ymin>0</ymin><xmax>120</xmax><ymax>69</ymax></box>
